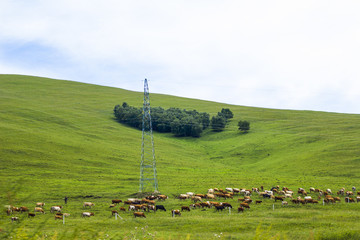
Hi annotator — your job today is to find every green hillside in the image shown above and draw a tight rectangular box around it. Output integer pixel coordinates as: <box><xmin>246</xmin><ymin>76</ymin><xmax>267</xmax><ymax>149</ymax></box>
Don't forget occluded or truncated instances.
<box><xmin>1</xmin><ymin>74</ymin><xmax>360</xmax><ymax>239</ymax></box>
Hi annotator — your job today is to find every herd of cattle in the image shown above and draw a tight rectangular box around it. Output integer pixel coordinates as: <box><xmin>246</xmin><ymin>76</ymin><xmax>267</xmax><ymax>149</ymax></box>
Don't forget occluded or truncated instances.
<box><xmin>4</xmin><ymin>186</ymin><xmax>360</xmax><ymax>222</ymax></box>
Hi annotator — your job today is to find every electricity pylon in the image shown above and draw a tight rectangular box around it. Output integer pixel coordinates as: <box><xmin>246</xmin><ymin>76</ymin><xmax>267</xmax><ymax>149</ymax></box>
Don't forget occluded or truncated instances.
<box><xmin>139</xmin><ymin>78</ymin><xmax>158</xmax><ymax>193</ymax></box>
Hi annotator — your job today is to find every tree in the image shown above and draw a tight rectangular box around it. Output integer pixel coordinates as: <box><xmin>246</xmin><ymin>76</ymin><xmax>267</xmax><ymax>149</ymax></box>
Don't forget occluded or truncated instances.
<box><xmin>238</xmin><ymin>120</ymin><xmax>250</xmax><ymax>133</ymax></box>
<box><xmin>220</xmin><ymin>108</ymin><xmax>233</xmax><ymax>120</ymax></box>
<box><xmin>211</xmin><ymin>115</ymin><xmax>226</xmax><ymax>131</ymax></box>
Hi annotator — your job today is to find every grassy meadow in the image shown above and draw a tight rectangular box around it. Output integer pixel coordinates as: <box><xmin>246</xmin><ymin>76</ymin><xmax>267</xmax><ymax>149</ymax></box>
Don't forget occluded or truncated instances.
<box><xmin>0</xmin><ymin>74</ymin><xmax>360</xmax><ymax>239</ymax></box>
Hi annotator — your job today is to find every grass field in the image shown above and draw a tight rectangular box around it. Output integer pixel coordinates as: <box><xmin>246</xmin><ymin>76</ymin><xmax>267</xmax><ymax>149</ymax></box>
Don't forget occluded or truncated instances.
<box><xmin>0</xmin><ymin>74</ymin><xmax>360</xmax><ymax>239</ymax></box>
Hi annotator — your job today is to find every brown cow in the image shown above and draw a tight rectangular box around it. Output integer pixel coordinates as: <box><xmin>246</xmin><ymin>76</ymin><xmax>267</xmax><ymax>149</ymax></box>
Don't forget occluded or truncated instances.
<box><xmin>237</xmin><ymin>207</ymin><xmax>244</xmax><ymax>213</ymax></box>
<box><xmin>172</xmin><ymin>210</ymin><xmax>181</xmax><ymax>217</ymax></box>
<box><xmin>36</xmin><ymin>202</ymin><xmax>45</xmax><ymax>207</ymax></box>
<box><xmin>55</xmin><ymin>215</ymin><xmax>62</xmax><ymax>220</ymax></box>
<box><xmin>28</xmin><ymin>213</ymin><xmax>36</xmax><ymax>217</ymax></box>
<box><xmin>34</xmin><ymin>207</ymin><xmax>45</xmax><ymax>214</ymax></box>
<box><xmin>11</xmin><ymin>217</ymin><xmax>19</xmax><ymax>222</ymax></box>
<box><xmin>255</xmin><ymin>200</ymin><xmax>262</xmax><ymax>204</ymax></box>
<box><xmin>181</xmin><ymin>206</ymin><xmax>190</xmax><ymax>211</ymax></box>
<box><xmin>133</xmin><ymin>212</ymin><xmax>146</xmax><ymax>218</ymax></box>
<box><xmin>112</xmin><ymin>199</ymin><xmax>122</xmax><ymax>204</ymax></box>
<box><xmin>157</xmin><ymin>195</ymin><xmax>168</xmax><ymax>200</ymax></box>
<box><xmin>119</xmin><ymin>207</ymin><xmax>126</xmax><ymax>212</ymax></box>
<box><xmin>19</xmin><ymin>206</ymin><xmax>29</xmax><ymax>213</ymax></box>
<box><xmin>240</xmin><ymin>202</ymin><xmax>250</xmax><ymax>209</ymax></box>
<box><xmin>111</xmin><ymin>210</ymin><xmax>118</xmax><ymax>216</ymax></box>
<box><xmin>274</xmin><ymin>196</ymin><xmax>285</xmax><ymax>202</ymax></box>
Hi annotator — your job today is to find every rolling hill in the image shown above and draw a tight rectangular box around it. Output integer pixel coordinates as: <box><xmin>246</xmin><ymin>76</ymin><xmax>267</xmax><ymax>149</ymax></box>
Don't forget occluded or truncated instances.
<box><xmin>1</xmin><ymin>74</ymin><xmax>360</xmax><ymax>239</ymax></box>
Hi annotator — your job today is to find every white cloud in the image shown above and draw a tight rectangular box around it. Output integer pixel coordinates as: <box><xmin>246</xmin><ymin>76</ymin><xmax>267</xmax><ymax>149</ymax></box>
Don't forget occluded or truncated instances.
<box><xmin>1</xmin><ymin>0</ymin><xmax>360</xmax><ymax>113</ymax></box>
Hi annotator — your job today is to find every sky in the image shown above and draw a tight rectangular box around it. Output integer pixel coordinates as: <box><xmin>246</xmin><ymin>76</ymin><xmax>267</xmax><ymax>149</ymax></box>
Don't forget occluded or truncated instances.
<box><xmin>1</xmin><ymin>1</ymin><xmax>360</xmax><ymax>114</ymax></box>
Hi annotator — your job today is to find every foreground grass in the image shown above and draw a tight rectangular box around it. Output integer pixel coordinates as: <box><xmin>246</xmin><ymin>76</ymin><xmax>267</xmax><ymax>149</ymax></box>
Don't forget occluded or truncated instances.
<box><xmin>0</xmin><ymin>74</ymin><xmax>360</xmax><ymax>239</ymax></box>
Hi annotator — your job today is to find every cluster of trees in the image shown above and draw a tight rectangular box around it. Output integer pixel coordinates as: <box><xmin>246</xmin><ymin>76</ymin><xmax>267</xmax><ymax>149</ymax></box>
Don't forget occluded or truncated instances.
<box><xmin>114</xmin><ymin>102</ymin><xmax>210</xmax><ymax>137</ymax></box>
<box><xmin>114</xmin><ymin>102</ymin><xmax>250</xmax><ymax>137</ymax></box>
<box><xmin>210</xmin><ymin>108</ymin><xmax>234</xmax><ymax>131</ymax></box>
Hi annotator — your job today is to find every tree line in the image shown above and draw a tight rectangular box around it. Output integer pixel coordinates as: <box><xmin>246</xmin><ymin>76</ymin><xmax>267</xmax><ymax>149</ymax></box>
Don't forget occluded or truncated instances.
<box><xmin>114</xmin><ymin>102</ymin><xmax>249</xmax><ymax>137</ymax></box>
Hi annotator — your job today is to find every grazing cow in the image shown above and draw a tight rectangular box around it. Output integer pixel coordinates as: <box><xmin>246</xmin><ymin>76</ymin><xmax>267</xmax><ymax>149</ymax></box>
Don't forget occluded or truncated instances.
<box><xmin>191</xmin><ymin>196</ymin><xmax>202</xmax><ymax>203</ymax></box>
<box><xmin>111</xmin><ymin>210</ymin><xmax>118</xmax><ymax>216</ymax></box>
<box><xmin>6</xmin><ymin>208</ymin><xmax>12</xmax><ymax>216</ymax></box>
<box><xmin>186</xmin><ymin>192</ymin><xmax>195</xmax><ymax>197</ymax></box>
<box><xmin>262</xmin><ymin>194</ymin><xmax>272</xmax><ymax>199</ymax></box>
<box><xmin>200</xmin><ymin>202</ymin><xmax>211</xmax><ymax>208</ymax></box>
<box><xmin>28</xmin><ymin>213</ymin><xmax>36</xmax><ymax>217</ymax></box>
<box><xmin>55</xmin><ymin>215</ymin><xmax>62</xmax><ymax>220</ymax></box>
<box><xmin>83</xmin><ymin>202</ymin><xmax>95</xmax><ymax>208</ymax></box>
<box><xmin>233</xmin><ymin>188</ymin><xmax>240</xmax><ymax>194</ymax></box>
<box><xmin>225</xmin><ymin>188</ymin><xmax>233</xmax><ymax>192</ymax></box>
<box><xmin>309</xmin><ymin>187</ymin><xmax>315</xmax><ymax>193</ymax></box>
<box><xmin>119</xmin><ymin>207</ymin><xmax>126</xmax><ymax>212</ymax></box>
<box><xmin>356</xmin><ymin>196</ymin><xmax>360</xmax><ymax>203</ymax></box>
<box><xmin>109</xmin><ymin>204</ymin><xmax>116</xmax><ymax>208</ymax></box>
<box><xmin>333</xmin><ymin>197</ymin><xmax>341</xmax><ymax>202</ymax></box>
<box><xmin>326</xmin><ymin>189</ymin><xmax>332</xmax><ymax>194</ymax></box>
<box><xmin>172</xmin><ymin>210</ymin><xmax>181</xmax><ymax>217</ymax></box>
<box><xmin>346</xmin><ymin>191</ymin><xmax>354</xmax><ymax>196</ymax></box>
<box><xmin>34</xmin><ymin>207</ymin><xmax>45</xmax><ymax>214</ymax></box>
<box><xmin>147</xmin><ymin>205</ymin><xmax>156</xmax><ymax>212</ymax></box>
<box><xmin>214</xmin><ymin>205</ymin><xmax>225</xmax><ymax>211</ymax></box>
<box><xmin>282</xmin><ymin>201</ymin><xmax>288</xmax><ymax>206</ymax></box>
<box><xmin>221</xmin><ymin>202</ymin><xmax>232</xmax><ymax>209</ymax></box>
<box><xmin>82</xmin><ymin>212</ymin><xmax>94</xmax><ymax>217</ymax></box>
<box><xmin>19</xmin><ymin>206</ymin><xmax>29</xmax><ymax>213</ymax></box>
<box><xmin>208</xmin><ymin>189</ymin><xmax>214</xmax><ymax>194</ymax></box>
<box><xmin>11</xmin><ymin>217</ymin><xmax>19</xmax><ymax>223</ymax></box>
<box><xmin>36</xmin><ymin>202</ymin><xmax>45</xmax><ymax>207</ymax></box>
<box><xmin>181</xmin><ymin>206</ymin><xmax>190</xmax><ymax>211</ymax></box>
<box><xmin>112</xmin><ymin>199</ymin><xmax>122</xmax><ymax>204</ymax></box>
<box><xmin>237</xmin><ymin>207</ymin><xmax>244</xmax><ymax>213</ymax></box>
<box><xmin>274</xmin><ymin>196</ymin><xmax>285</xmax><ymax>202</ymax></box>
<box><xmin>50</xmin><ymin>206</ymin><xmax>61</xmax><ymax>213</ymax></box>
<box><xmin>155</xmin><ymin>205</ymin><xmax>166</xmax><ymax>211</ymax></box>
<box><xmin>255</xmin><ymin>200</ymin><xmax>262</xmax><ymax>204</ymax></box>
<box><xmin>133</xmin><ymin>212</ymin><xmax>146</xmax><ymax>218</ymax></box>
<box><xmin>157</xmin><ymin>195</ymin><xmax>168</xmax><ymax>200</ymax></box>
<box><xmin>179</xmin><ymin>194</ymin><xmax>189</xmax><ymax>200</ymax></box>
<box><xmin>345</xmin><ymin>197</ymin><xmax>355</xmax><ymax>203</ymax></box>
<box><xmin>56</xmin><ymin>212</ymin><xmax>63</xmax><ymax>216</ymax></box>
<box><xmin>206</xmin><ymin>194</ymin><xmax>216</xmax><ymax>199</ymax></box>
<box><xmin>240</xmin><ymin>202</ymin><xmax>250</xmax><ymax>209</ymax></box>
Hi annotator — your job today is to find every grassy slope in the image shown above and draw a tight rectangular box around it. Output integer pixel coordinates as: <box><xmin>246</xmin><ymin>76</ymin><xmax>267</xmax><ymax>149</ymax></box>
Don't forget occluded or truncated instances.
<box><xmin>1</xmin><ymin>74</ymin><xmax>360</xmax><ymax>239</ymax></box>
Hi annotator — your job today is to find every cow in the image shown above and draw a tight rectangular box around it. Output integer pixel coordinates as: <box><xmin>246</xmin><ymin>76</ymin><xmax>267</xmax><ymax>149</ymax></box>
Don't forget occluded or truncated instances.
<box><xmin>147</xmin><ymin>205</ymin><xmax>156</xmax><ymax>212</ymax></box>
<box><xmin>36</xmin><ymin>202</ymin><xmax>45</xmax><ymax>207</ymax></box>
<box><xmin>109</xmin><ymin>204</ymin><xmax>116</xmax><ymax>208</ymax></box>
<box><xmin>206</xmin><ymin>194</ymin><xmax>216</xmax><ymax>199</ymax></box>
<box><xmin>221</xmin><ymin>202</ymin><xmax>232</xmax><ymax>209</ymax></box>
<box><xmin>157</xmin><ymin>195</ymin><xmax>168</xmax><ymax>200</ymax></box>
<box><xmin>50</xmin><ymin>206</ymin><xmax>61</xmax><ymax>213</ymax></box>
<box><xmin>345</xmin><ymin>197</ymin><xmax>355</xmax><ymax>203</ymax></box>
<box><xmin>191</xmin><ymin>196</ymin><xmax>202</xmax><ymax>203</ymax></box>
<box><xmin>112</xmin><ymin>199</ymin><xmax>122</xmax><ymax>204</ymax></box>
<box><xmin>274</xmin><ymin>196</ymin><xmax>285</xmax><ymax>202</ymax></box>
<box><xmin>119</xmin><ymin>207</ymin><xmax>126</xmax><ymax>212</ymax></box>
<box><xmin>134</xmin><ymin>212</ymin><xmax>146</xmax><ymax>218</ymax></box>
<box><xmin>111</xmin><ymin>210</ymin><xmax>118</xmax><ymax>216</ymax></box>
<box><xmin>55</xmin><ymin>215</ymin><xmax>63</xmax><ymax>220</ymax></box>
<box><xmin>181</xmin><ymin>206</ymin><xmax>190</xmax><ymax>212</ymax></box>
<box><xmin>28</xmin><ymin>213</ymin><xmax>36</xmax><ymax>217</ymax></box>
<box><xmin>282</xmin><ymin>201</ymin><xmax>288</xmax><ymax>206</ymax></box>
<box><xmin>34</xmin><ymin>207</ymin><xmax>45</xmax><ymax>214</ymax></box>
<box><xmin>237</xmin><ymin>207</ymin><xmax>244</xmax><ymax>213</ymax></box>
<box><xmin>179</xmin><ymin>194</ymin><xmax>189</xmax><ymax>200</ymax></box>
<box><xmin>82</xmin><ymin>212</ymin><xmax>94</xmax><ymax>217</ymax></box>
<box><xmin>240</xmin><ymin>202</ymin><xmax>250</xmax><ymax>209</ymax></box>
<box><xmin>19</xmin><ymin>206</ymin><xmax>29</xmax><ymax>213</ymax></box>
<box><xmin>214</xmin><ymin>205</ymin><xmax>225</xmax><ymax>211</ymax></box>
<box><xmin>255</xmin><ymin>200</ymin><xmax>262</xmax><ymax>204</ymax></box>
<box><xmin>11</xmin><ymin>217</ymin><xmax>19</xmax><ymax>223</ymax></box>
<box><xmin>83</xmin><ymin>202</ymin><xmax>95</xmax><ymax>208</ymax></box>
<box><xmin>172</xmin><ymin>210</ymin><xmax>181</xmax><ymax>217</ymax></box>
<box><xmin>155</xmin><ymin>205</ymin><xmax>166</xmax><ymax>211</ymax></box>
<box><xmin>356</xmin><ymin>196</ymin><xmax>360</xmax><ymax>203</ymax></box>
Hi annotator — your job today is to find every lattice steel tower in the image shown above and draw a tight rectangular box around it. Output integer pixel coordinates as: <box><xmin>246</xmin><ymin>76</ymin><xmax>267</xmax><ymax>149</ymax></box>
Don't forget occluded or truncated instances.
<box><xmin>139</xmin><ymin>79</ymin><xmax>158</xmax><ymax>193</ymax></box>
